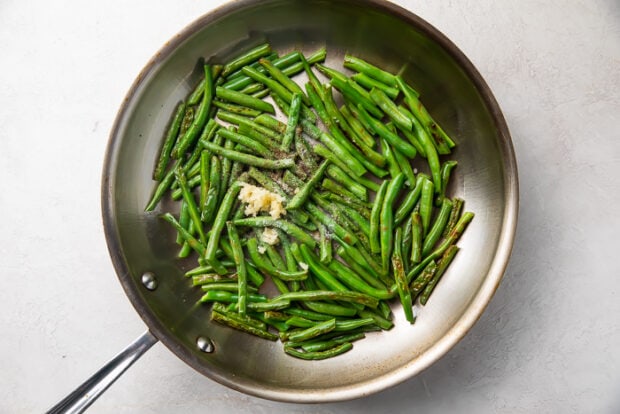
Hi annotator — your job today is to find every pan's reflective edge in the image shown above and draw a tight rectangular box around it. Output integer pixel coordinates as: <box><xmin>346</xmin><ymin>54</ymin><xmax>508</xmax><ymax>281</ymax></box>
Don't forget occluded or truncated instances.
<box><xmin>102</xmin><ymin>0</ymin><xmax>518</xmax><ymax>402</ymax></box>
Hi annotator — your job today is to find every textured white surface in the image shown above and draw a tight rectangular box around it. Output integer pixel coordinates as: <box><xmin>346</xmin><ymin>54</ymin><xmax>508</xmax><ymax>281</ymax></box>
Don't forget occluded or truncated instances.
<box><xmin>1</xmin><ymin>0</ymin><xmax>619</xmax><ymax>412</ymax></box>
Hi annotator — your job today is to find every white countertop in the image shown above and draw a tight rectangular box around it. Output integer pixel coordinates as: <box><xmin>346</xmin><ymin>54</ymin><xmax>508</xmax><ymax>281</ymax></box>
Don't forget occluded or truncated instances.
<box><xmin>1</xmin><ymin>0</ymin><xmax>618</xmax><ymax>412</ymax></box>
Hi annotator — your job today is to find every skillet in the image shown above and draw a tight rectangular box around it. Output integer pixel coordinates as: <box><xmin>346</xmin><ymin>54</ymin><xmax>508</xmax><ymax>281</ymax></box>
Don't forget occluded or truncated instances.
<box><xmin>48</xmin><ymin>0</ymin><xmax>518</xmax><ymax>411</ymax></box>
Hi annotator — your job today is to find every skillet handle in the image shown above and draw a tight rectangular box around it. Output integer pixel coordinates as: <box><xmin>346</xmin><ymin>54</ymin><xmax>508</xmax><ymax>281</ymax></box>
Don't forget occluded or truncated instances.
<box><xmin>46</xmin><ymin>331</ymin><xmax>158</xmax><ymax>414</ymax></box>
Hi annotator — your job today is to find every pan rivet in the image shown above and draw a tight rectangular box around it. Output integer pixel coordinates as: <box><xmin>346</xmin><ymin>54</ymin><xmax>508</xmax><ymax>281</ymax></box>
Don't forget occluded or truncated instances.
<box><xmin>141</xmin><ymin>272</ymin><xmax>158</xmax><ymax>291</ymax></box>
<box><xmin>196</xmin><ymin>336</ymin><xmax>214</xmax><ymax>353</ymax></box>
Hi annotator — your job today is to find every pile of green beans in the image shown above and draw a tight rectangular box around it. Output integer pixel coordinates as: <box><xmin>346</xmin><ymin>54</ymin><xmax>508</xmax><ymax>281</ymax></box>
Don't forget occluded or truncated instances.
<box><xmin>146</xmin><ymin>43</ymin><xmax>474</xmax><ymax>360</ymax></box>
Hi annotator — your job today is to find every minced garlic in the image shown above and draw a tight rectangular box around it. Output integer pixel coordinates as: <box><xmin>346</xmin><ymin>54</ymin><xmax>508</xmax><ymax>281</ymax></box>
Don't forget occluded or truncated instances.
<box><xmin>238</xmin><ymin>183</ymin><xmax>286</xmax><ymax>219</ymax></box>
<box><xmin>261</xmin><ymin>228</ymin><xmax>280</xmax><ymax>246</ymax></box>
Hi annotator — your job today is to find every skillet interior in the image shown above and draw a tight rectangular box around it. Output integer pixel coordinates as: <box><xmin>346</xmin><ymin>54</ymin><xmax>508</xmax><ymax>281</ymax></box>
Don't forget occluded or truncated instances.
<box><xmin>102</xmin><ymin>0</ymin><xmax>518</xmax><ymax>402</ymax></box>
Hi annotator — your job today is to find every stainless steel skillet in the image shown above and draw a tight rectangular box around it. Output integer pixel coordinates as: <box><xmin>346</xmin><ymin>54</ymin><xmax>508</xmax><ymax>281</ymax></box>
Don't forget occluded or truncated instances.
<box><xmin>48</xmin><ymin>0</ymin><xmax>518</xmax><ymax>411</ymax></box>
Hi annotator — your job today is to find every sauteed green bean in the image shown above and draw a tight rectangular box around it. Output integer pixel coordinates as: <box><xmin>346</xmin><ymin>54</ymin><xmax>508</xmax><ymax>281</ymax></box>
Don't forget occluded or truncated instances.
<box><xmin>146</xmin><ymin>45</ymin><xmax>474</xmax><ymax>360</ymax></box>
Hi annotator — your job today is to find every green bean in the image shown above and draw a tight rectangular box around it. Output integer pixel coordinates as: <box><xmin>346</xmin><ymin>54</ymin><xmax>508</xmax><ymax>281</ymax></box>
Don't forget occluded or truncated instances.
<box><xmin>392</xmin><ymin>145</ymin><xmax>416</xmax><ymax>187</ymax></box>
<box><xmin>370</xmin><ymin>180</ymin><xmax>388</xmax><ymax>254</ymax></box>
<box><xmin>211</xmin><ymin>309</ymin><xmax>278</xmax><ymax>341</ymax></box>
<box><xmin>200</xmin><ymin>282</ymin><xmax>257</xmax><ymax>293</ymax></box>
<box><xmin>334</xmin><ymin>318</ymin><xmax>375</xmax><ymax>332</ymax></box>
<box><xmin>330</xmin><ymin>76</ymin><xmax>383</xmax><ymax>118</ymax></box>
<box><xmin>246</xmin><ymin>264</ymin><xmax>265</xmax><ymax>287</ymax></box>
<box><xmin>238</xmin><ymin>82</ymin><xmax>265</xmax><ymax>96</ymax></box>
<box><xmin>403</xmin><ymin>82</ymin><xmax>454</xmax><ymax>151</ymax></box>
<box><xmin>271</xmin><ymin>92</ymin><xmax>317</xmax><ymax>124</ymax></box>
<box><xmin>325</xmin><ymin>165</ymin><xmax>368</xmax><ymax>200</ymax></box>
<box><xmin>339</xmin><ymin>105</ymin><xmax>376</xmax><ymax>148</ymax></box>
<box><xmin>237</xmin><ymin>124</ymin><xmax>280</xmax><ymax>151</ymax></box>
<box><xmin>333</xmin><ymin>234</ymin><xmax>378</xmax><ymax>277</ymax></box>
<box><xmin>318</xmin><ymin>127</ymin><xmax>370</xmax><ymax>176</ymax></box>
<box><xmin>410</xmin><ymin>212</ymin><xmax>423</xmax><ymax>264</ymax></box>
<box><xmin>199</xmin><ymin>140</ymin><xmax>294</xmax><ymax>169</ymax></box>
<box><xmin>246</xmin><ymin>300</ymin><xmax>291</xmax><ymax>312</ymax></box>
<box><xmin>316</xmin><ymin>220</ymin><xmax>332</xmax><ymax>265</ymax></box>
<box><xmin>304</xmin><ymin>301</ymin><xmax>357</xmax><ymax>317</ymax></box>
<box><xmin>225</xmin><ymin>51</ymin><xmax>278</xmax><ymax>81</ymax></box>
<box><xmin>245</xmin><ymin>238</ymin><xmax>308</xmax><ymax>281</ymax></box>
<box><xmin>234</xmin><ymin>217</ymin><xmax>316</xmax><ymax>248</ymax></box>
<box><xmin>153</xmin><ymin>101</ymin><xmax>186</xmax><ymax>181</ymax></box>
<box><xmin>283</xmin><ymin>308</ymin><xmax>333</xmax><ymax>321</ymax></box>
<box><xmin>380</xmin><ymin>173</ymin><xmax>406</xmax><ymax>272</ymax></box>
<box><xmin>321</xmin><ymin>178</ymin><xmax>363</xmax><ymax>203</ymax></box>
<box><xmin>253</xmin><ymin>113</ymin><xmax>286</xmax><ymax>134</ymax></box>
<box><xmin>287</xmin><ymin>160</ymin><xmax>330</xmax><ymax>211</ymax></box>
<box><xmin>217</xmin><ymin>110</ymin><xmax>281</xmax><ymax>141</ymax></box>
<box><xmin>300</xmin><ymin>201</ymin><xmax>358</xmax><ymax>246</ymax></box>
<box><xmin>409</xmin><ymin>260</ymin><xmax>437</xmax><ymax>298</ymax></box>
<box><xmin>241</xmin><ymin>66</ymin><xmax>316</xmax><ymax>121</ymax></box>
<box><xmin>310</xmin><ymin>194</ymin><xmax>363</xmax><ymax>243</ymax></box>
<box><xmin>173</xmin><ymin>64</ymin><xmax>213</xmax><ymax>158</ymax></box>
<box><xmin>346</xmin><ymin>102</ymin><xmax>373</xmax><ymax>133</ymax></box>
<box><xmin>204</xmin><ymin>181</ymin><xmax>243</xmax><ymax>273</ymax></box>
<box><xmin>351</xmin><ymin>72</ymin><xmax>399</xmax><ymax>99</ymax></box>
<box><xmin>226</xmin><ymin>222</ymin><xmax>247</xmax><ymax>316</ymax></box>
<box><xmin>215</xmin><ymin>85</ymin><xmax>275</xmax><ymax>114</ymax></box>
<box><xmin>281</xmin><ymin>93</ymin><xmax>302</xmax><ymax>150</ymax></box>
<box><xmin>322</xmin><ymin>86</ymin><xmax>387</xmax><ymax>174</ymax></box>
<box><xmin>324</xmin><ymin>192</ymin><xmax>372</xmax><ymax>214</ymax></box>
<box><xmin>200</xmin><ymin>290</ymin><xmax>267</xmax><ymax>304</ymax></box>
<box><xmin>314</xmin><ymin>63</ymin><xmax>348</xmax><ymax>82</ymax></box>
<box><xmin>339</xmin><ymin>204</ymin><xmax>371</xmax><ymax>237</ymax></box>
<box><xmin>335</xmin><ymin>247</ymin><xmax>386</xmax><ymax>292</ymax></box>
<box><xmin>284</xmin><ymin>316</ymin><xmax>316</xmax><ymax>328</ymax></box>
<box><xmin>393</xmin><ymin>227</ymin><xmax>414</xmax><ymax>323</ymax></box>
<box><xmin>175</xmin><ymin>168</ymin><xmax>207</xmax><ymax>244</ymax></box>
<box><xmin>393</xmin><ymin>110</ymin><xmax>427</xmax><ymax>158</ymax></box>
<box><xmin>284</xmin><ymin>342</ymin><xmax>353</xmax><ymax>360</ymax></box>
<box><xmin>192</xmin><ymin>274</ymin><xmax>236</xmax><ymax>286</ymax></box>
<box><xmin>185</xmin><ymin>262</ymin><xmax>235</xmax><ymax>277</ymax></box>
<box><xmin>298</xmin><ymin>244</ymin><xmax>349</xmax><ymax>292</ymax></box>
<box><xmin>343</xmin><ymin>54</ymin><xmax>397</xmax><ymax>86</ymax></box>
<box><xmin>176</xmin><ymin>200</ymin><xmax>190</xmax><ymax>245</ymax></box>
<box><xmin>216</xmin><ymin>128</ymin><xmax>271</xmax><ymax>157</ymax></box>
<box><xmin>440</xmin><ymin>160</ymin><xmax>458</xmax><ymax>202</ymax></box>
<box><xmin>227</xmin><ymin>160</ymin><xmax>243</xmax><ymax>190</ymax></box>
<box><xmin>263</xmin><ymin>311</ymin><xmax>290</xmax><ymax>322</ymax></box>
<box><xmin>221</xmin><ymin>42</ymin><xmax>271</xmax><ymax>78</ymax></box>
<box><xmin>420</xmin><ymin>245</ymin><xmax>459</xmax><ymax>305</ymax></box>
<box><xmin>211</xmin><ymin>100</ymin><xmax>261</xmax><ymax>117</ymax></box>
<box><xmin>294</xmin><ymin>126</ymin><xmax>319</xmax><ymax>171</ymax></box>
<box><xmin>161</xmin><ymin>213</ymin><xmax>206</xmax><ymax>256</ymax></box>
<box><xmin>219</xmin><ymin>138</ymin><xmax>235</xmax><ymax>203</ymax></box>
<box><xmin>443</xmin><ymin>197</ymin><xmax>464</xmax><ymax>238</ymax></box>
<box><xmin>370</xmin><ymin>87</ymin><xmax>412</xmax><ymax>131</ymax></box>
<box><xmin>394</xmin><ymin>174</ymin><xmax>426</xmax><ymax>227</ymax></box>
<box><xmin>222</xmin><ymin>51</ymin><xmax>301</xmax><ymax>90</ymax></box>
<box><xmin>282</xmin><ymin>318</ymin><xmax>336</xmax><ymax>343</ymax></box>
<box><xmin>406</xmin><ymin>212</ymin><xmax>474</xmax><ymax>283</ymax></box>
<box><xmin>419</xmin><ymin>178</ymin><xmax>435</xmax><ymax>236</ymax></box>
<box><xmin>356</xmin><ymin>104</ymin><xmax>417</xmax><ymax>159</ymax></box>
<box><xmin>422</xmin><ymin>198</ymin><xmax>453</xmax><ymax>256</ymax></box>
<box><xmin>357</xmin><ymin>309</ymin><xmax>393</xmax><ymax>330</ymax></box>
<box><xmin>145</xmin><ymin>161</ymin><xmax>177</xmax><ymax>212</ymax></box>
<box><xmin>264</xmin><ymin>242</ymin><xmax>286</xmax><ymax>269</ymax></box>
<box><xmin>199</xmin><ymin>150</ymin><xmax>210</xmax><ymax>211</ymax></box>
<box><xmin>201</xmin><ymin>154</ymin><xmax>221</xmax><ymax>223</ymax></box>
<box><xmin>259</xmin><ymin>58</ymin><xmax>309</xmax><ymax>104</ymax></box>
<box><xmin>382</xmin><ymin>138</ymin><xmax>402</xmax><ymax>179</ymax></box>
<box><xmin>300</xmin><ymin>332</ymin><xmax>365</xmax><ymax>352</ymax></box>
<box><xmin>312</xmin><ymin>142</ymin><xmax>365</xmax><ymax>180</ymax></box>
<box><xmin>327</xmin><ymin>259</ymin><xmax>392</xmax><ymax>299</ymax></box>
<box><xmin>274</xmin><ymin>288</ymin><xmax>379</xmax><ymax>309</ymax></box>
<box><xmin>396</xmin><ymin>77</ymin><xmax>442</xmax><ymax>193</ymax></box>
